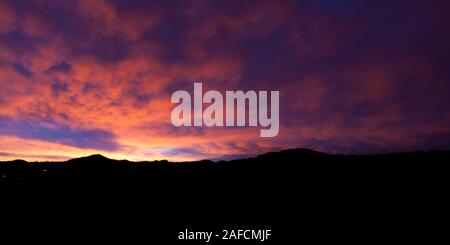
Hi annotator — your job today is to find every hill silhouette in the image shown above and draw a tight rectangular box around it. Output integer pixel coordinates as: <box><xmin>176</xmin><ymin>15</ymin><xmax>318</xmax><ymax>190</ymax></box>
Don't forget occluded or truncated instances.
<box><xmin>2</xmin><ymin>148</ymin><xmax>448</xmax><ymax>243</ymax></box>
<box><xmin>1</xmin><ymin>148</ymin><xmax>449</xmax><ymax>182</ymax></box>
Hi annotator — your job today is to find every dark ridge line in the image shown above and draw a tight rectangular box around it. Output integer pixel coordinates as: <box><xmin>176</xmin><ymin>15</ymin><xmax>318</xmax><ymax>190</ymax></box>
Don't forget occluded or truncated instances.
<box><xmin>1</xmin><ymin>148</ymin><xmax>450</xmax><ymax>164</ymax></box>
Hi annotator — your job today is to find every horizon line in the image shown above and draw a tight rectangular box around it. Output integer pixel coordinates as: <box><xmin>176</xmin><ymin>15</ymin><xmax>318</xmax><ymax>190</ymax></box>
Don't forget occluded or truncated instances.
<box><xmin>2</xmin><ymin>148</ymin><xmax>449</xmax><ymax>164</ymax></box>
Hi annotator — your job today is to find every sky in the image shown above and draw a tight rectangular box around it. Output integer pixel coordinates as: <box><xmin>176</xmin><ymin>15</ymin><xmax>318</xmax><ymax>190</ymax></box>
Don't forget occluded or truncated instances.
<box><xmin>1</xmin><ymin>0</ymin><xmax>450</xmax><ymax>161</ymax></box>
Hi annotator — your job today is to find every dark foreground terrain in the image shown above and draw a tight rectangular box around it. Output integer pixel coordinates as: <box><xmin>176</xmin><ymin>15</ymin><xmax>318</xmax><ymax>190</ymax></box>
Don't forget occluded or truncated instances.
<box><xmin>1</xmin><ymin>148</ymin><xmax>449</xmax><ymax>243</ymax></box>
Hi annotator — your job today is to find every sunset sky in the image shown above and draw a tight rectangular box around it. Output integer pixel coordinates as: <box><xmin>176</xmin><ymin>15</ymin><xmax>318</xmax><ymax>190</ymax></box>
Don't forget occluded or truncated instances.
<box><xmin>1</xmin><ymin>0</ymin><xmax>450</xmax><ymax>161</ymax></box>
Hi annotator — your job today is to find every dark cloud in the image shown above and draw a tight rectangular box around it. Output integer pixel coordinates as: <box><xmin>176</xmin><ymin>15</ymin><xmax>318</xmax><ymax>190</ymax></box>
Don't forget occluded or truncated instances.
<box><xmin>12</xmin><ymin>62</ymin><xmax>32</xmax><ymax>77</ymax></box>
<box><xmin>0</xmin><ymin>116</ymin><xmax>119</xmax><ymax>151</ymax></box>
<box><xmin>46</xmin><ymin>62</ymin><xmax>72</xmax><ymax>73</ymax></box>
<box><xmin>51</xmin><ymin>81</ymin><xmax>69</xmax><ymax>96</ymax></box>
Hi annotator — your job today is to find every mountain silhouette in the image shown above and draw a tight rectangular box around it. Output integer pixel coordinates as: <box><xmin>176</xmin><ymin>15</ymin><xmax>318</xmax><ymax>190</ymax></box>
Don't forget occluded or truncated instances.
<box><xmin>2</xmin><ymin>148</ymin><xmax>448</xmax><ymax>243</ymax></box>
<box><xmin>1</xmin><ymin>148</ymin><xmax>449</xmax><ymax>182</ymax></box>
